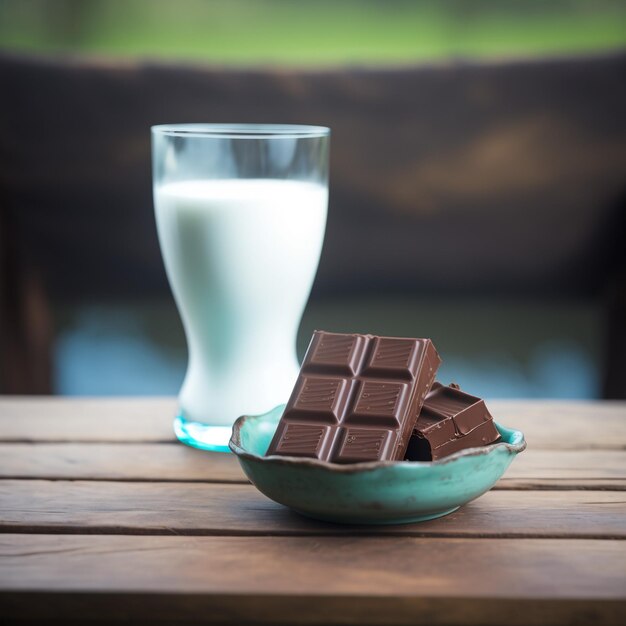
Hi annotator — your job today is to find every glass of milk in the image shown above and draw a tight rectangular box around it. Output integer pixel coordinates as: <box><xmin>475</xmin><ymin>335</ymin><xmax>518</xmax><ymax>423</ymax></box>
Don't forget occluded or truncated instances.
<box><xmin>152</xmin><ymin>124</ymin><xmax>330</xmax><ymax>451</ymax></box>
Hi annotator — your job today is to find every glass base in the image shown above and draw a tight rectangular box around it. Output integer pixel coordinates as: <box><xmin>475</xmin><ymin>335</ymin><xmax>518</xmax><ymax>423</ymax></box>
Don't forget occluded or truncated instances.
<box><xmin>173</xmin><ymin>414</ymin><xmax>233</xmax><ymax>453</ymax></box>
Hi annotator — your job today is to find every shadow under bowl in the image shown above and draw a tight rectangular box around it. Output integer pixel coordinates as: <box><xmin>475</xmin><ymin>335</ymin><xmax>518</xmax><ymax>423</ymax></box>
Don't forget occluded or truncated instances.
<box><xmin>229</xmin><ymin>405</ymin><xmax>526</xmax><ymax>525</ymax></box>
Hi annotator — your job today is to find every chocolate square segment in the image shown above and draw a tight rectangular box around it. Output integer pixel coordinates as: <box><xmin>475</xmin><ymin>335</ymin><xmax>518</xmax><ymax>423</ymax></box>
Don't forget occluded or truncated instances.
<box><xmin>346</xmin><ymin>381</ymin><xmax>408</xmax><ymax>427</ymax></box>
<box><xmin>333</xmin><ymin>428</ymin><xmax>394</xmax><ymax>463</ymax></box>
<box><xmin>363</xmin><ymin>337</ymin><xmax>420</xmax><ymax>380</ymax></box>
<box><xmin>273</xmin><ymin>423</ymin><xmax>332</xmax><ymax>459</ymax></box>
<box><xmin>286</xmin><ymin>376</ymin><xmax>347</xmax><ymax>423</ymax></box>
<box><xmin>304</xmin><ymin>332</ymin><xmax>366</xmax><ymax>375</ymax></box>
<box><xmin>266</xmin><ymin>331</ymin><xmax>442</xmax><ymax>463</ymax></box>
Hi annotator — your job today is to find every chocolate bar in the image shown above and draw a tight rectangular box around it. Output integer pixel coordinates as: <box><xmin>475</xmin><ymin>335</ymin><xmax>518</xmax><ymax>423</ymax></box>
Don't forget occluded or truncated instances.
<box><xmin>405</xmin><ymin>382</ymin><xmax>501</xmax><ymax>461</ymax></box>
<box><xmin>266</xmin><ymin>331</ymin><xmax>441</xmax><ymax>463</ymax></box>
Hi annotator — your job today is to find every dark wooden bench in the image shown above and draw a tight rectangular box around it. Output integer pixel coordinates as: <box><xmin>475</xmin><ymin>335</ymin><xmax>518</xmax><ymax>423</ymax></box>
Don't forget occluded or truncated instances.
<box><xmin>1</xmin><ymin>51</ymin><xmax>624</xmax><ymax>396</ymax></box>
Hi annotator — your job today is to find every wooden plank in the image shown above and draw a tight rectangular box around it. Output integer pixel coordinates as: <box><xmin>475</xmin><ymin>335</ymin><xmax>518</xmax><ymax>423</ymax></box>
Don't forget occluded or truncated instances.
<box><xmin>0</xmin><ymin>535</ymin><xmax>624</xmax><ymax>625</ymax></box>
<box><xmin>487</xmin><ymin>400</ymin><xmax>626</xmax><ymax>449</ymax></box>
<box><xmin>0</xmin><ymin>443</ymin><xmax>243</xmax><ymax>482</ymax></box>
<box><xmin>0</xmin><ymin>480</ymin><xmax>624</xmax><ymax>539</ymax></box>
<box><xmin>0</xmin><ymin>443</ymin><xmax>624</xmax><ymax>489</ymax></box>
<box><xmin>503</xmin><ymin>449</ymin><xmax>626</xmax><ymax>484</ymax></box>
<box><xmin>0</xmin><ymin>397</ymin><xmax>177</xmax><ymax>442</ymax></box>
<box><xmin>2</xmin><ymin>595</ymin><xmax>624</xmax><ymax>626</ymax></box>
<box><xmin>1</xmin><ymin>398</ymin><xmax>624</xmax><ymax>449</ymax></box>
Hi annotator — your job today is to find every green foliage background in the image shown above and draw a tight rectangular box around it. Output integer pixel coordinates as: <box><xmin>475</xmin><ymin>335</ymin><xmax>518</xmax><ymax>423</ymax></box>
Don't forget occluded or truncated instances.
<box><xmin>0</xmin><ymin>0</ymin><xmax>624</xmax><ymax>64</ymax></box>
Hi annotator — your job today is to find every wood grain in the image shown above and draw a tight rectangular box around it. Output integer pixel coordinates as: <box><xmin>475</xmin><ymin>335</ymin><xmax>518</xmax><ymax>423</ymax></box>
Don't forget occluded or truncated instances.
<box><xmin>0</xmin><ymin>442</ymin><xmax>243</xmax><ymax>481</ymax></box>
<box><xmin>2</xmin><ymin>594</ymin><xmax>624</xmax><ymax>626</ymax></box>
<box><xmin>1</xmin><ymin>480</ymin><xmax>625</xmax><ymax>538</ymax></box>
<box><xmin>0</xmin><ymin>535</ymin><xmax>624</xmax><ymax>625</ymax></box>
<box><xmin>0</xmin><ymin>397</ymin><xmax>176</xmax><ymax>442</ymax></box>
<box><xmin>1</xmin><ymin>399</ymin><xmax>624</xmax><ymax>625</ymax></box>
<box><xmin>0</xmin><ymin>443</ymin><xmax>624</xmax><ymax>489</ymax></box>
<box><xmin>1</xmin><ymin>398</ymin><xmax>625</xmax><ymax>449</ymax></box>
<box><xmin>487</xmin><ymin>400</ymin><xmax>626</xmax><ymax>449</ymax></box>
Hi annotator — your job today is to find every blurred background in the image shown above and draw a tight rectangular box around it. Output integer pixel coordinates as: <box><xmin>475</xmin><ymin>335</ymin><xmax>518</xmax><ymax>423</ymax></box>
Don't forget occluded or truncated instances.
<box><xmin>0</xmin><ymin>0</ymin><xmax>625</xmax><ymax>399</ymax></box>
<box><xmin>2</xmin><ymin>0</ymin><xmax>626</xmax><ymax>63</ymax></box>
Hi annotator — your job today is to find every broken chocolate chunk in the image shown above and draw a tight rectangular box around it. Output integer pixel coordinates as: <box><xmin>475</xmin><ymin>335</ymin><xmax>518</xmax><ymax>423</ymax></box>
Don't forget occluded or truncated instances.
<box><xmin>405</xmin><ymin>382</ymin><xmax>501</xmax><ymax>461</ymax></box>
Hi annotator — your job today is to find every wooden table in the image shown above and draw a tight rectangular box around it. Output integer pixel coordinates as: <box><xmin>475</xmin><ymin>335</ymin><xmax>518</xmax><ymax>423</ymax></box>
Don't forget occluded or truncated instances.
<box><xmin>0</xmin><ymin>398</ymin><xmax>625</xmax><ymax>625</ymax></box>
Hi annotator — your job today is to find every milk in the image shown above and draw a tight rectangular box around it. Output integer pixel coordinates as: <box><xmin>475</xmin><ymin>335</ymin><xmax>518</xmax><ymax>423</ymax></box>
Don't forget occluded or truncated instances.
<box><xmin>154</xmin><ymin>179</ymin><xmax>328</xmax><ymax>425</ymax></box>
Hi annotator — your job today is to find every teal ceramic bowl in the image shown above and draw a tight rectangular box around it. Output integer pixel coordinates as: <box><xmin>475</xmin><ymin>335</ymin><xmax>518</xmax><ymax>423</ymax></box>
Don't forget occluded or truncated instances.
<box><xmin>229</xmin><ymin>405</ymin><xmax>526</xmax><ymax>525</ymax></box>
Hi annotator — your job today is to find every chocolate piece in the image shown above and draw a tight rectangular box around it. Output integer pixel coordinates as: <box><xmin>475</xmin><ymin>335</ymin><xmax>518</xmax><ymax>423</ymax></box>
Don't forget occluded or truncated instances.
<box><xmin>266</xmin><ymin>331</ymin><xmax>441</xmax><ymax>463</ymax></box>
<box><xmin>405</xmin><ymin>382</ymin><xmax>501</xmax><ymax>461</ymax></box>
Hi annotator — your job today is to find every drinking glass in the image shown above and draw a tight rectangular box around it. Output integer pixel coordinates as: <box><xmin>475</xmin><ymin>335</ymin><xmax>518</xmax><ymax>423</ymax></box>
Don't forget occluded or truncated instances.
<box><xmin>152</xmin><ymin>124</ymin><xmax>330</xmax><ymax>451</ymax></box>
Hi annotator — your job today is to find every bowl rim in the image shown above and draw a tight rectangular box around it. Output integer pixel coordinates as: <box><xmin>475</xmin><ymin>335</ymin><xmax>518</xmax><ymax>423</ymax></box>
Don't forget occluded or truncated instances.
<box><xmin>229</xmin><ymin>409</ymin><xmax>527</xmax><ymax>474</ymax></box>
